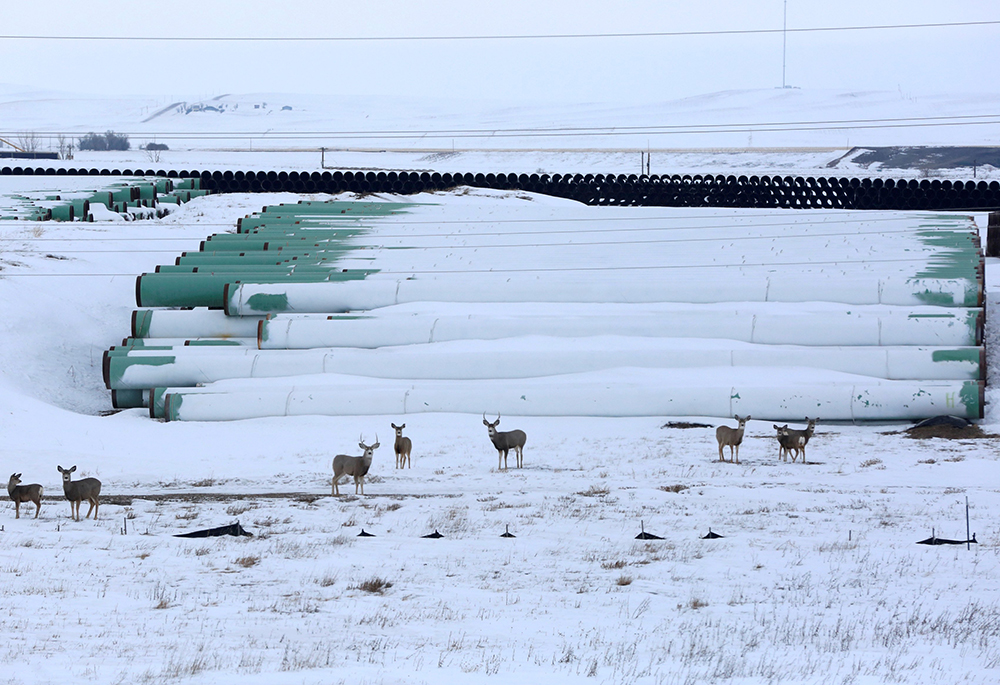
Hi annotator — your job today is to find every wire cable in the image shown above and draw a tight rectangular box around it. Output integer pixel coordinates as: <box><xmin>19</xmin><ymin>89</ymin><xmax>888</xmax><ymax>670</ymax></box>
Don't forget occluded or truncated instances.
<box><xmin>1</xmin><ymin>19</ymin><xmax>997</xmax><ymax>42</ymax></box>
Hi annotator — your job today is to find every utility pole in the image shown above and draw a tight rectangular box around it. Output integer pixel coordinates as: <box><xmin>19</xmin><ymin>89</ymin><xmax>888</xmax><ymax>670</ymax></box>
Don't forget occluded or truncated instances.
<box><xmin>782</xmin><ymin>0</ymin><xmax>788</xmax><ymax>88</ymax></box>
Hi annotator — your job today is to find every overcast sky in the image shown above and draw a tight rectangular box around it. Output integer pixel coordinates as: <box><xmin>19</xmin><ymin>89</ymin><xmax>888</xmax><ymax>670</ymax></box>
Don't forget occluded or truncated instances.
<box><xmin>2</xmin><ymin>1</ymin><xmax>998</xmax><ymax>104</ymax></box>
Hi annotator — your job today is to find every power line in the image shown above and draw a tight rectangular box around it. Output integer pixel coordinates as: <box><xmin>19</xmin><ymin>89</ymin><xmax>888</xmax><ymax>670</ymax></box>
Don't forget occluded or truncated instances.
<box><xmin>4</xmin><ymin>114</ymin><xmax>999</xmax><ymax>142</ymax></box>
<box><xmin>0</xmin><ymin>20</ymin><xmax>997</xmax><ymax>42</ymax></box>
<box><xmin>0</xmin><ymin>215</ymin><xmax>959</xmax><ymax>241</ymax></box>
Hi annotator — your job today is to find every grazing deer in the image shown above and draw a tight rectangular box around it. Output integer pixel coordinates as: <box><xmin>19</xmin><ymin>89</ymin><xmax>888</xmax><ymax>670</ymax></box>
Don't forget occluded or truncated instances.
<box><xmin>391</xmin><ymin>423</ymin><xmax>412</xmax><ymax>469</ymax></box>
<box><xmin>332</xmin><ymin>435</ymin><xmax>379</xmax><ymax>496</ymax></box>
<box><xmin>56</xmin><ymin>465</ymin><xmax>101</xmax><ymax>521</ymax></box>
<box><xmin>782</xmin><ymin>418</ymin><xmax>817</xmax><ymax>463</ymax></box>
<box><xmin>7</xmin><ymin>473</ymin><xmax>43</xmax><ymax>519</ymax></box>
<box><xmin>716</xmin><ymin>415</ymin><xmax>750</xmax><ymax>463</ymax></box>
<box><xmin>483</xmin><ymin>413</ymin><xmax>527</xmax><ymax>470</ymax></box>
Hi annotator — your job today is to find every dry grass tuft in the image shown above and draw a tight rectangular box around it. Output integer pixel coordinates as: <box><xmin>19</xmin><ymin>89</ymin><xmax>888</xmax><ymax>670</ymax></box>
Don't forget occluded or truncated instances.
<box><xmin>234</xmin><ymin>555</ymin><xmax>261</xmax><ymax>568</ymax></box>
<box><xmin>659</xmin><ymin>484</ymin><xmax>689</xmax><ymax>493</ymax></box>
<box><xmin>352</xmin><ymin>576</ymin><xmax>393</xmax><ymax>594</ymax></box>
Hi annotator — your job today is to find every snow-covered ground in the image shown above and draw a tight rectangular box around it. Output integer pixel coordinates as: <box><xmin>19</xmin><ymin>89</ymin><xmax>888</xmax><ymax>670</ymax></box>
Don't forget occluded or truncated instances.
<box><xmin>1</xmin><ymin>88</ymin><xmax>1000</xmax><ymax>684</ymax></box>
<box><xmin>3</xmin><ymin>86</ymin><xmax>1000</xmax><ymax>178</ymax></box>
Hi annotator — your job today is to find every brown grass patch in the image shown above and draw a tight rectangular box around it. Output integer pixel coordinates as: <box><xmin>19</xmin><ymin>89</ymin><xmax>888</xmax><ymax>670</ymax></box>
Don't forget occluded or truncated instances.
<box><xmin>905</xmin><ymin>424</ymin><xmax>992</xmax><ymax>440</ymax></box>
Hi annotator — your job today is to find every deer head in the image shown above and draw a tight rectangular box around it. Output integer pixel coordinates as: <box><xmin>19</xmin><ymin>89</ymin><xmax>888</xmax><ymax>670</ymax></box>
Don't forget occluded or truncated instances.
<box><xmin>483</xmin><ymin>412</ymin><xmax>502</xmax><ymax>436</ymax></box>
<box><xmin>358</xmin><ymin>434</ymin><xmax>379</xmax><ymax>453</ymax></box>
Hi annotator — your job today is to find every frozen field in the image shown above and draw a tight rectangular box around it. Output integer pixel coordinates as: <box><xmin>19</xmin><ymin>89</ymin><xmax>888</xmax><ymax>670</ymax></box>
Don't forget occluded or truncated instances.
<box><xmin>0</xmin><ymin>183</ymin><xmax>998</xmax><ymax>684</ymax></box>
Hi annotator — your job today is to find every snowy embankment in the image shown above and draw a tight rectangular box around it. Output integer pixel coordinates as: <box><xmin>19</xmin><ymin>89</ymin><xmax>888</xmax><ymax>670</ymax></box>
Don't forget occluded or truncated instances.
<box><xmin>0</xmin><ymin>188</ymin><xmax>998</xmax><ymax>683</ymax></box>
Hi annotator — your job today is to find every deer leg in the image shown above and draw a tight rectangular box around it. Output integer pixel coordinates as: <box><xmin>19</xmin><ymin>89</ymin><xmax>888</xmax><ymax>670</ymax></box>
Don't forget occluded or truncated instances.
<box><xmin>34</xmin><ymin>500</ymin><xmax>40</xmax><ymax>519</ymax></box>
<box><xmin>90</xmin><ymin>499</ymin><xmax>99</xmax><ymax>520</ymax></box>
<box><xmin>332</xmin><ymin>475</ymin><xmax>340</xmax><ymax>496</ymax></box>
<box><xmin>516</xmin><ymin>447</ymin><xmax>523</xmax><ymax>468</ymax></box>
<box><xmin>14</xmin><ymin>501</ymin><xmax>20</xmax><ymax>519</ymax></box>
<box><xmin>734</xmin><ymin>445</ymin><xmax>739</xmax><ymax>464</ymax></box>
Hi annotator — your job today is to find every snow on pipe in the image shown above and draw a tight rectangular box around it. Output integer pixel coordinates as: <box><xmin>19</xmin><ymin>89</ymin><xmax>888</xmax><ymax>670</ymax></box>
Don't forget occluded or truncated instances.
<box><xmin>132</xmin><ymin>308</ymin><xmax>263</xmax><ymax>339</ymax></box>
<box><xmin>255</xmin><ymin>307</ymin><xmax>981</xmax><ymax>349</ymax></box>
<box><xmin>105</xmin><ymin>340</ymin><xmax>983</xmax><ymax>391</ymax></box>
<box><xmin>155</xmin><ymin>371</ymin><xmax>983</xmax><ymax>422</ymax></box>
<box><xmin>225</xmin><ymin>273</ymin><xmax>981</xmax><ymax>316</ymax></box>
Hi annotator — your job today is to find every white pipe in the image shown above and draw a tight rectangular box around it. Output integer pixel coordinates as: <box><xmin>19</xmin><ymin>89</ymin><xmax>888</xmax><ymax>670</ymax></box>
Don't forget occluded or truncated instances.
<box><xmin>110</xmin><ymin>339</ymin><xmax>981</xmax><ymax>389</ymax></box>
<box><xmin>158</xmin><ymin>369</ymin><xmax>981</xmax><ymax>421</ymax></box>
<box><xmin>227</xmin><ymin>273</ymin><xmax>978</xmax><ymax>315</ymax></box>
<box><xmin>257</xmin><ymin>306</ymin><xmax>979</xmax><ymax>349</ymax></box>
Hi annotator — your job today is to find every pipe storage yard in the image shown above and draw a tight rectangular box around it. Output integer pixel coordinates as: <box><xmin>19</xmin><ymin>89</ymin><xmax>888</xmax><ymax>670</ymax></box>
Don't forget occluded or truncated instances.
<box><xmin>0</xmin><ymin>174</ymin><xmax>206</xmax><ymax>221</ymax></box>
<box><xmin>88</xmin><ymin>195</ymin><xmax>988</xmax><ymax>422</ymax></box>
<box><xmin>4</xmin><ymin>165</ymin><xmax>1000</xmax><ymax>210</ymax></box>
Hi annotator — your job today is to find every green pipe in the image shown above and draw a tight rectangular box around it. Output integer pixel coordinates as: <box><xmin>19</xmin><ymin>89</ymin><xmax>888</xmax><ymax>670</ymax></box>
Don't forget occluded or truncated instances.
<box><xmin>236</xmin><ymin>218</ymin><xmax>366</xmax><ymax>232</ymax></box>
<box><xmin>154</xmin><ymin>263</ymin><xmax>344</xmax><ymax>275</ymax></box>
<box><xmin>111</xmin><ymin>389</ymin><xmax>147</xmax><ymax>409</ymax></box>
<box><xmin>154</xmin><ymin>178</ymin><xmax>173</xmax><ymax>194</ymax></box>
<box><xmin>199</xmin><ymin>237</ymin><xmax>347</xmax><ymax>252</ymax></box>
<box><xmin>205</xmin><ymin>228</ymin><xmax>363</xmax><ymax>241</ymax></box>
<box><xmin>49</xmin><ymin>203</ymin><xmax>74</xmax><ymax>221</ymax></box>
<box><xmin>176</xmin><ymin>250</ymin><xmax>332</xmax><ymax>265</ymax></box>
<box><xmin>89</xmin><ymin>191</ymin><xmax>113</xmax><ymax>208</ymax></box>
<box><xmin>157</xmin><ymin>194</ymin><xmax>181</xmax><ymax>205</ymax></box>
<box><xmin>109</xmin><ymin>187</ymin><xmax>132</xmax><ymax>203</ymax></box>
<box><xmin>150</xmin><ymin>387</ymin><xmax>169</xmax><ymax>418</ymax></box>
<box><xmin>135</xmin><ymin>270</ymin><xmax>370</xmax><ymax>308</ymax></box>
<box><xmin>260</xmin><ymin>200</ymin><xmax>413</xmax><ymax>215</ymax></box>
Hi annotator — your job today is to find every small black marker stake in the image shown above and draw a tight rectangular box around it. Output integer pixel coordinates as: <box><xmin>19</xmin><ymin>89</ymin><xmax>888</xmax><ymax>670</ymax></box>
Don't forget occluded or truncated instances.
<box><xmin>966</xmin><ymin>497</ymin><xmax>971</xmax><ymax>551</ymax></box>
<box><xmin>635</xmin><ymin>520</ymin><xmax>663</xmax><ymax>540</ymax></box>
<box><xmin>422</xmin><ymin>530</ymin><xmax>444</xmax><ymax>539</ymax></box>
<box><xmin>500</xmin><ymin>525</ymin><xmax>515</xmax><ymax>538</ymax></box>
<box><xmin>701</xmin><ymin>528</ymin><xmax>724</xmax><ymax>539</ymax></box>
<box><xmin>357</xmin><ymin>529</ymin><xmax>375</xmax><ymax>537</ymax></box>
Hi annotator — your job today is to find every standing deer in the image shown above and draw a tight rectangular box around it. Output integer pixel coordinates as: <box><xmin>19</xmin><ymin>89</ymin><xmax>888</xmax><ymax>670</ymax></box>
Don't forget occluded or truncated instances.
<box><xmin>782</xmin><ymin>418</ymin><xmax>817</xmax><ymax>463</ymax></box>
<box><xmin>716</xmin><ymin>415</ymin><xmax>750</xmax><ymax>463</ymax></box>
<box><xmin>56</xmin><ymin>465</ymin><xmax>101</xmax><ymax>521</ymax></box>
<box><xmin>483</xmin><ymin>413</ymin><xmax>527</xmax><ymax>470</ymax></box>
<box><xmin>7</xmin><ymin>473</ymin><xmax>43</xmax><ymax>519</ymax></box>
<box><xmin>332</xmin><ymin>435</ymin><xmax>379</xmax><ymax>496</ymax></box>
<box><xmin>391</xmin><ymin>423</ymin><xmax>412</xmax><ymax>469</ymax></box>
<box><xmin>773</xmin><ymin>424</ymin><xmax>794</xmax><ymax>462</ymax></box>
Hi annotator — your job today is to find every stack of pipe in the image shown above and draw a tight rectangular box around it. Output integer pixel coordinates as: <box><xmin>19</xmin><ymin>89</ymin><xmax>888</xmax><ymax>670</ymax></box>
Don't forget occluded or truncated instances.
<box><xmin>103</xmin><ymin>200</ymin><xmax>986</xmax><ymax>422</ymax></box>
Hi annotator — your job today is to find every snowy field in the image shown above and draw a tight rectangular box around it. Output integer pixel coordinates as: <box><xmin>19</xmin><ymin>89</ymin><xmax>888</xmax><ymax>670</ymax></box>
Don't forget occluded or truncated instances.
<box><xmin>3</xmin><ymin>86</ymin><xmax>1000</xmax><ymax>179</ymax></box>
<box><xmin>0</xmin><ymin>184</ymin><xmax>998</xmax><ymax>684</ymax></box>
<box><xmin>1</xmin><ymin>86</ymin><xmax>1000</xmax><ymax>684</ymax></box>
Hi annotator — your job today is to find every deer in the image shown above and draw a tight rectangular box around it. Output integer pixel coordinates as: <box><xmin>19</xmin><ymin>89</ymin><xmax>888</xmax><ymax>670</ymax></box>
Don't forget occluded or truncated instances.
<box><xmin>483</xmin><ymin>413</ymin><xmax>527</xmax><ymax>470</ymax></box>
<box><xmin>332</xmin><ymin>435</ymin><xmax>379</xmax><ymax>496</ymax></box>
<box><xmin>7</xmin><ymin>473</ymin><xmax>43</xmax><ymax>519</ymax></box>
<box><xmin>782</xmin><ymin>418</ymin><xmax>817</xmax><ymax>463</ymax></box>
<box><xmin>716</xmin><ymin>415</ymin><xmax>750</xmax><ymax>463</ymax></box>
<box><xmin>773</xmin><ymin>424</ymin><xmax>794</xmax><ymax>462</ymax></box>
<box><xmin>56</xmin><ymin>465</ymin><xmax>101</xmax><ymax>521</ymax></box>
<box><xmin>391</xmin><ymin>423</ymin><xmax>412</xmax><ymax>469</ymax></box>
